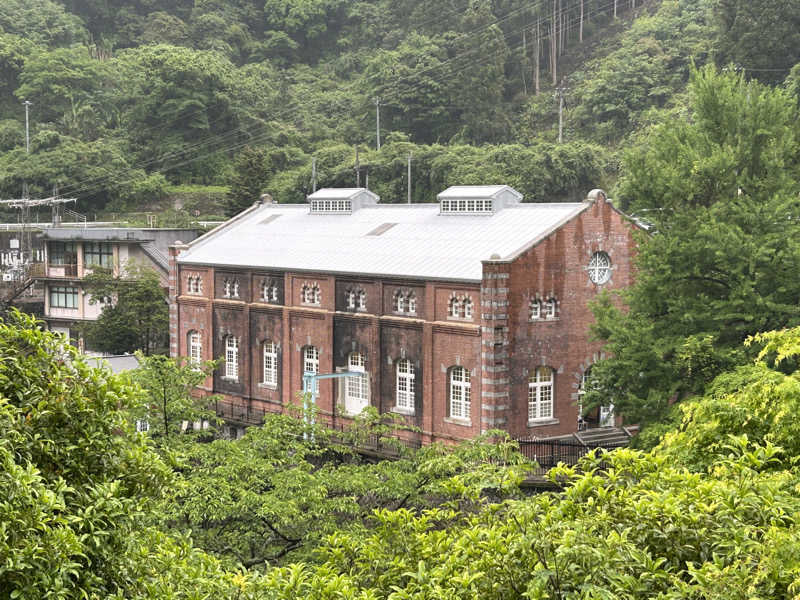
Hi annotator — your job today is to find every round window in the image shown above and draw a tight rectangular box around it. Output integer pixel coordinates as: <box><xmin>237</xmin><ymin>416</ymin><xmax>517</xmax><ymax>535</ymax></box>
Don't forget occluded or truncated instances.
<box><xmin>588</xmin><ymin>251</ymin><xmax>611</xmax><ymax>284</ymax></box>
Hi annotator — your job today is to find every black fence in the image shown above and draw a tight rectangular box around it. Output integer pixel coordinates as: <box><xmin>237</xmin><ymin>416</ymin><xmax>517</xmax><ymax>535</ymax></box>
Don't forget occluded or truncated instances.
<box><xmin>214</xmin><ymin>399</ymin><xmax>271</xmax><ymax>425</ymax></box>
<box><xmin>515</xmin><ymin>438</ymin><xmax>630</xmax><ymax>474</ymax></box>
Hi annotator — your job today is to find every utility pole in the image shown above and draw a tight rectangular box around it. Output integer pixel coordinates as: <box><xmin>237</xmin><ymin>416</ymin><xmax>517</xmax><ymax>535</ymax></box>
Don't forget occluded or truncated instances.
<box><xmin>311</xmin><ymin>157</ymin><xmax>317</xmax><ymax>192</ymax></box>
<box><xmin>554</xmin><ymin>81</ymin><xmax>567</xmax><ymax>143</ymax></box>
<box><xmin>407</xmin><ymin>153</ymin><xmax>412</xmax><ymax>204</ymax></box>
<box><xmin>355</xmin><ymin>146</ymin><xmax>360</xmax><ymax>188</ymax></box>
<box><xmin>23</xmin><ymin>100</ymin><xmax>31</xmax><ymax>154</ymax></box>
<box><xmin>373</xmin><ymin>97</ymin><xmax>381</xmax><ymax>150</ymax></box>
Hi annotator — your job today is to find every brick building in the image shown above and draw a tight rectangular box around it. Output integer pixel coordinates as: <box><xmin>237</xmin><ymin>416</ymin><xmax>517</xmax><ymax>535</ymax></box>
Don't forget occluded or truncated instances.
<box><xmin>169</xmin><ymin>186</ymin><xmax>639</xmax><ymax>442</ymax></box>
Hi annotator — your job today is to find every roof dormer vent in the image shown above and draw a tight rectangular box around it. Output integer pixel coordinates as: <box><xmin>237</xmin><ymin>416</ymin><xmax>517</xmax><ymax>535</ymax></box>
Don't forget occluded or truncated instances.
<box><xmin>437</xmin><ymin>185</ymin><xmax>523</xmax><ymax>215</ymax></box>
<box><xmin>307</xmin><ymin>188</ymin><xmax>379</xmax><ymax>214</ymax></box>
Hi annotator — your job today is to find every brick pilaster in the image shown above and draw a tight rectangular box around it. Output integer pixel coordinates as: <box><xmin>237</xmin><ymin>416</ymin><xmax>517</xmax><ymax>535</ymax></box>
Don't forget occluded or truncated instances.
<box><xmin>479</xmin><ymin>260</ymin><xmax>511</xmax><ymax>434</ymax></box>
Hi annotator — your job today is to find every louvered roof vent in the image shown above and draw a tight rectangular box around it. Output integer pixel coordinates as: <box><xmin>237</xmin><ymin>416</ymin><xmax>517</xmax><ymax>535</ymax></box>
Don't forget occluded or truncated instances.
<box><xmin>437</xmin><ymin>185</ymin><xmax>523</xmax><ymax>214</ymax></box>
<box><xmin>307</xmin><ymin>188</ymin><xmax>379</xmax><ymax>214</ymax></box>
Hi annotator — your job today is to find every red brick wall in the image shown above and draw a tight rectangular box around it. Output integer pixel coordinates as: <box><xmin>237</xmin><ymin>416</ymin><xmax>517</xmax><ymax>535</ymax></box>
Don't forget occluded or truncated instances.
<box><xmin>501</xmin><ymin>195</ymin><xmax>638</xmax><ymax>438</ymax></box>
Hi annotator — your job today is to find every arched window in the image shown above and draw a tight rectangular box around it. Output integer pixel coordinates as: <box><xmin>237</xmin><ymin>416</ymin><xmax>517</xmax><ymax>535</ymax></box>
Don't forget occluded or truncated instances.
<box><xmin>224</xmin><ymin>336</ymin><xmax>239</xmax><ymax>380</ymax></box>
<box><xmin>188</xmin><ymin>330</ymin><xmax>202</xmax><ymax>365</ymax></box>
<box><xmin>463</xmin><ymin>297</ymin><xmax>473</xmax><ymax>319</ymax></box>
<box><xmin>588</xmin><ymin>251</ymin><xmax>612</xmax><ymax>284</ymax></box>
<box><xmin>188</xmin><ymin>275</ymin><xmax>202</xmax><ymax>294</ymax></box>
<box><xmin>346</xmin><ymin>289</ymin><xmax>356</xmax><ymax>309</ymax></box>
<box><xmin>357</xmin><ymin>289</ymin><xmax>367</xmax><ymax>311</ymax></box>
<box><xmin>303</xmin><ymin>346</ymin><xmax>319</xmax><ymax>393</ymax></box>
<box><xmin>449</xmin><ymin>297</ymin><xmax>461</xmax><ymax>318</ymax></box>
<box><xmin>449</xmin><ymin>366</ymin><xmax>471</xmax><ymax>420</ymax></box>
<box><xmin>262</xmin><ymin>280</ymin><xmax>278</xmax><ymax>302</ymax></box>
<box><xmin>544</xmin><ymin>298</ymin><xmax>557</xmax><ymax>319</ymax></box>
<box><xmin>395</xmin><ymin>358</ymin><xmax>415</xmax><ymax>412</ymax></box>
<box><xmin>263</xmin><ymin>341</ymin><xmax>278</xmax><ymax>385</ymax></box>
<box><xmin>302</xmin><ymin>283</ymin><xmax>321</xmax><ymax>305</ymax></box>
<box><xmin>528</xmin><ymin>367</ymin><xmax>554</xmax><ymax>422</ymax></box>
<box><xmin>529</xmin><ymin>299</ymin><xmax>541</xmax><ymax>321</ymax></box>
<box><xmin>232</xmin><ymin>280</ymin><xmax>240</xmax><ymax>298</ymax></box>
<box><xmin>394</xmin><ymin>291</ymin><xmax>404</xmax><ymax>313</ymax></box>
<box><xmin>344</xmin><ymin>351</ymin><xmax>368</xmax><ymax>415</ymax></box>
<box><xmin>223</xmin><ymin>279</ymin><xmax>232</xmax><ymax>298</ymax></box>
<box><xmin>407</xmin><ymin>293</ymin><xmax>417</xmax><ymax>314</ymax></box>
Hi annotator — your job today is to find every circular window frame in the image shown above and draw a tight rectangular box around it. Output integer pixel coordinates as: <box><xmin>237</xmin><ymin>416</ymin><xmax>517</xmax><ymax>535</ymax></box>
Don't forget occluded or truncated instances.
<box><xmin>588</xmin><ymin>251</ymin><xmax>612</xmax><ymax>285</ymax></box>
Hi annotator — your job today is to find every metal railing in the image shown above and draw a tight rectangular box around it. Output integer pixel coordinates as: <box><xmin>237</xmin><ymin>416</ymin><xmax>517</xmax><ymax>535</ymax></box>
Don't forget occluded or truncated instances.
<box><xmin>515</xmin><ymin>438</ymin><xmax>629</xmax><ymax>474</ymax></box>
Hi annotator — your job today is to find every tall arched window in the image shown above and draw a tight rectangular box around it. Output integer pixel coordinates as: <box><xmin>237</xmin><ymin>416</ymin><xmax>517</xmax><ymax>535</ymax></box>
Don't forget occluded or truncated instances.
<box><xmin>357</xmin><ymin>289</ymin><xmax>367</xmax><ymax>311</ymax></box>
<box><xmin>528</xmin><ymin>367</ymin><xmax>554</xmax><ymax>422</ymax></box>
<box><xmin>224</xmin><ymin>336</ymin><xmax>239</xmax><ymax>380</ymax></box>
<box><xmin>346</xmin><ymin>289</ymin><xmax>356</xmax><ymax>309</ymax></box>
<box><xmin>344</xmin><ymin>351</ymin><xmax>368</xmax><ymax>415</ymax></box>
<box><xmin>232</xmin><ymin>280</ymin><xmax>240</xmax><ymax>298</ymax></box>
<box><xmin>188</xmin><ymin>330</ymin><xmax>202</xmax><ymax>365</ymax></box>
<box><xmin>394</xmin><ymin>291</ymin><xmax>404</xmax><ymax>312</ymax></box>
<box><xmin>303</xmin><ymin>345</ymin><xmax>319</xmax><ymax>393</ymax></box>
<box><xmin>223</xmin><ymin>279</ymin><xmax>232</xmax><ymax>298</ymax></box>
<box><xmin>263</xmin><ymin>341</ymin><xmax>278</xmax><ymax>385</ymax></box>
<box><xmin>449</xmin><ymin>366</ymin><xmax>471</xmax><ymax>420</ymax></box>
<box><xmin>395</xmin><ymin>358</ymin><xmax>415</xmax><ymax>412</ymax></box>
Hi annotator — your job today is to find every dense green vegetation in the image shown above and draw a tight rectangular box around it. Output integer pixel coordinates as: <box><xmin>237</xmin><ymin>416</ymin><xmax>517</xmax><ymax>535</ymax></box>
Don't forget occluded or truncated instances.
<box><xmin>5</xmin><ymin>311</ymin><xmax>800</xmax><ymax>598</ymax></box>
<box><xmin>1</xmin><ymin>0</ymin><xmax>798</xmax><ymax>214</ymax></box>
<box><xmin>585</xmin><ymin>65</ymin><xmax>800</xmax><ymax>434</ymax></box>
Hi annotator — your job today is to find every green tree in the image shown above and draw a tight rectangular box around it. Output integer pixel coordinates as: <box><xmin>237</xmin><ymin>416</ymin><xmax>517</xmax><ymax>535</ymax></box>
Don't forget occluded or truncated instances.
<box><xmin>162</xmin><ymin>407</ymin><xmax>531</xmax><ymax>567</ymax></box>
<box><xmin>587</xmin><ymin>64</ymin><xmax>800</xmax><ymax>428</ymax></box>
<box><xmin>130</xmin><ymin>353</ymin><xmax>220</xmax><ymax>441</ymax></box>
<box><xmin>80</xmin><ymin>263</ymin><xmax>169</xmax><ymax>355</ymax></box>
<box><xmin>225</xmin><ymin>145</ymin><xmax>269</xmax><ymax>216</ymax></box>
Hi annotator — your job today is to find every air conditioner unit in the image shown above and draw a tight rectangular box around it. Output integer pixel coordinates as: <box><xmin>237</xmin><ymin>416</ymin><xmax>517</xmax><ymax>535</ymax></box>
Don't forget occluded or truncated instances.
<box><xmin>2</xmin><ymin>273</ymin><xmax>13</xmax><ymax>282</ymax></box>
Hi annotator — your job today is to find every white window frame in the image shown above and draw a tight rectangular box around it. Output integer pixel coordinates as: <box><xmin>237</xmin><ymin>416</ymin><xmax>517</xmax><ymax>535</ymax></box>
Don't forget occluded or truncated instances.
<box><xmin>449</xmin><ymin>366</ymin><xmax>471</xmax><ymax>421</ymax></box>
<box><xmin>303</xmin><ymin>346</ymin><xmax>319</xmax><ymax>393</ymax></box>
<box><xmin>544</xmin><ymin>298</ymin><xmax>557</xmax><ymax>319</ymax></box>
<box><xmin>394</xmin><ymin>291</ymin><xmax>404</xmax><ymax>312</ymax></box>
<box><xmin>303</xmin><ymin>283</ymin><xmax>321</xmax><ymax>305</ymax></box>
<box><xmin>223</xmin><ymin>279</ymin><xmax>232</xmax><ymax>298</ymax></box>
<box><xmin>263</xmin><ymin>341</ymin><xmax>278</xmax><ymax>386</ymax></box>
<box><xmin>530</xmin><ymin>299</ymin><xmax>541</xmax><ymax>320</ymax></box>
<box><xmin>528</xmin><ymin>367</ymin><xmax>554</xmax><ymax>422</ymax></box>
<box><xmin>357</xmin><ymin>289</ymin><xmax>366</xmax><ymax>311</ymax></box>
<box><xmin>188</xmin><ymin>330</ymin><xmax>202</xmax><ymax>365</ymax></box>
<box><xmin>395</xmin><ymin>358</ymin><xmax>415</xmax><ymax>413</ymax></box>
<box><xmin>588</xmin><ymin>251</ymin><xmax>612</xmax><ymax>285</ymax></box>
<box><xmin>449</xmin><ymin>297</ymin><xmax>461</xmax><ymax>318</ymax></box>
<box><xmin>407</xmin><ymin>293</ymin><xmax>417</xmax><ymax>314</ymax></box>
<box><xmin>346</xmin><ymin>289</ymin><xmax>356</xmax><ymax>310</ymax></box>
<box><xmin>463</xmin><ymin>297</ymin><xmax>473</xmax><ymax>319</ymax></box>
<box><xmin>344</xmin><ymin>352</ymin><xmax>369</xmax><ymax>415</ymax></box>
<box><xmin>224</xmin><ymin>336</ymin><xmax>239</xmax><ymax>380</ymax></box>
<box><xmin>262</xmin><ymin>280</ymin><xmax>279</xmax><ymax>302</ymax></box>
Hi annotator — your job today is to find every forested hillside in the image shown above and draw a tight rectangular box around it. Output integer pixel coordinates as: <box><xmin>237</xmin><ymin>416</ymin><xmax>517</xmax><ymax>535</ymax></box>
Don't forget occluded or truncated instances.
<box><xmin>1</xmin><ymin>0</ymin><xmax>798</xmax><ymax>214</ymax></box>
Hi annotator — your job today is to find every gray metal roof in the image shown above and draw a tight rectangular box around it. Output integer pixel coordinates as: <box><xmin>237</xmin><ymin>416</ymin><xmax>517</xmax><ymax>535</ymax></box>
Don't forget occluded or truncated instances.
<box><xmin>178</xmin><ymin>201</ymin><xmax>589</xmax><ymax>282</ymax></box>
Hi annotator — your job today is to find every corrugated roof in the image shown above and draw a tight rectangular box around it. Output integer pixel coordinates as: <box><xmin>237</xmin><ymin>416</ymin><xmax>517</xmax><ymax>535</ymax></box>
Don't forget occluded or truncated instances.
<box><xmin>178</xmin><ymin>201</ymin><xmax>589</xmax><ymax>282</ymax></box>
